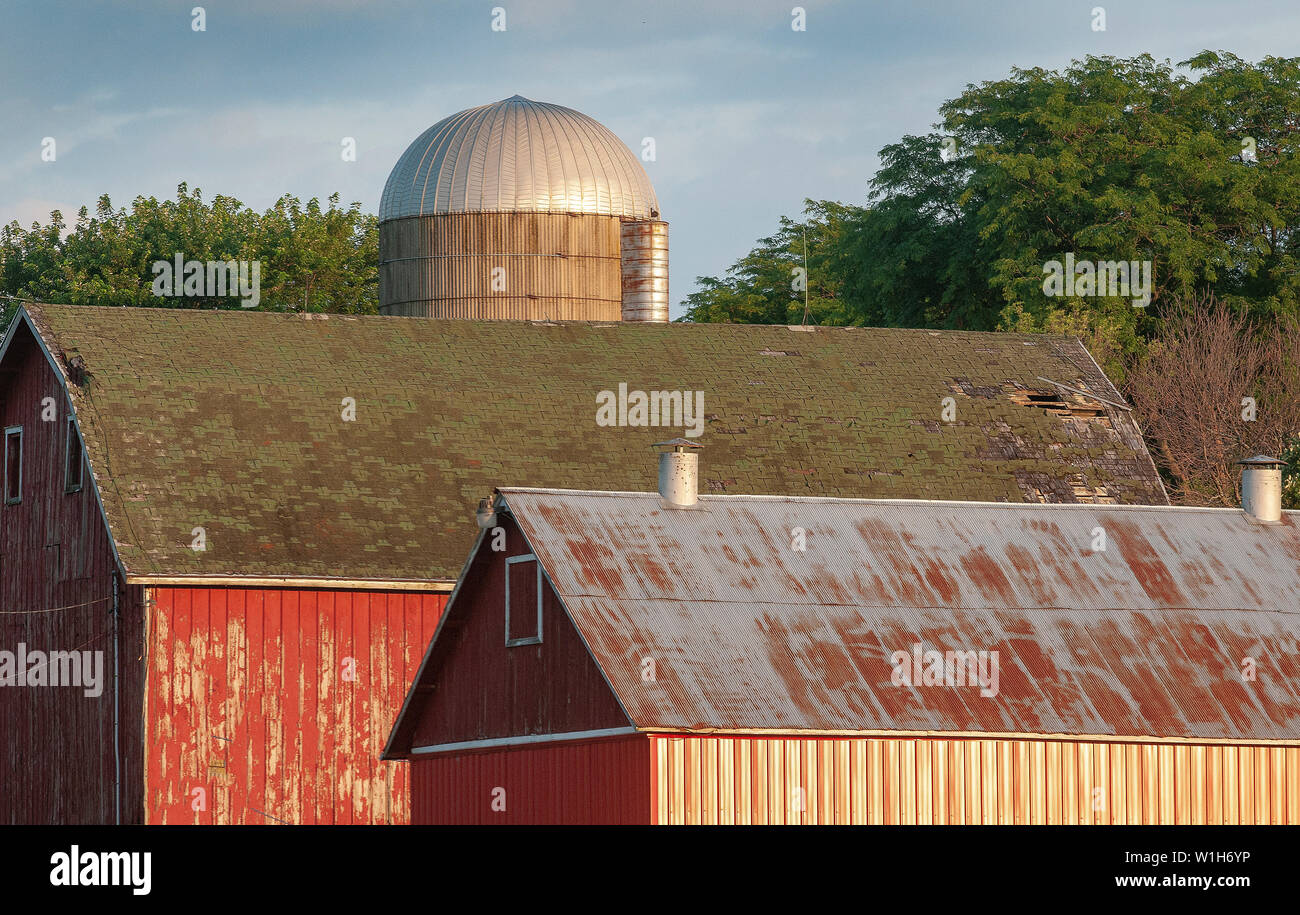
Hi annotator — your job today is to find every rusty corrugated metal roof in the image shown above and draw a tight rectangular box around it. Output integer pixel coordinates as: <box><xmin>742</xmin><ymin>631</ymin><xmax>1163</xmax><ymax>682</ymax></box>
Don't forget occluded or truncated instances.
<box><xmin>499</xmin><ymin>489</ymin><xmax>1300</xmax><ymax>741</ymax></box>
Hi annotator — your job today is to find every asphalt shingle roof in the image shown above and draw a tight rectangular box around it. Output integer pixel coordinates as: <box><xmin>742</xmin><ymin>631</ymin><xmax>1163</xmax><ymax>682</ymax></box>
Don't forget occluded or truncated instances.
<box><xmin>17</xmin><ymin>304</ymin><xmax>1166</xmax><ymax>581</ymax></box>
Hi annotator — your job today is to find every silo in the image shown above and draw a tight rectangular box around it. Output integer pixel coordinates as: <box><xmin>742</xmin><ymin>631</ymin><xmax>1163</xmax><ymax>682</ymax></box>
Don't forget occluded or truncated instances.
<box><xmin>620</xmin><ymin>218</ymin><xmax>669</xmax><ymax>323</ymax></box>
<box><xmin>379</xmin><ymin>95</ymin><xmax>667</xmax><ymax>322</ymax></box>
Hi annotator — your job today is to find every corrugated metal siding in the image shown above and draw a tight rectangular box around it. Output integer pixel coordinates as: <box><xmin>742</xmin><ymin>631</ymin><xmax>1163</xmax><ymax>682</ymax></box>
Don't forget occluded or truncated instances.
<box><xmin>380</xmin><ymin>212</ymin><xmax>622</xmax><ymax>318</ymax></box>
<box><xmin>144</xmin><ymin>586</ymin><xmax>445</xmax><ymax>824</ymax></box>
<box><xmin>502</xmin><ymin>490</ymin><xmax>1300</xmax><ymax>740</ymax></box>
<box><xmin>0</xmin><ymin>325</ymin><xmax>146</xmax><ymax>823</ymax></box>
<box><xmin>411</xmin><ymin>735</ymin><xmax>650</xmax><ymax>824</ymax></box>
<box><xmin>651</xmin><ymin>734</ymin><xmax>1300</xmax><ymax>825</ymax></box>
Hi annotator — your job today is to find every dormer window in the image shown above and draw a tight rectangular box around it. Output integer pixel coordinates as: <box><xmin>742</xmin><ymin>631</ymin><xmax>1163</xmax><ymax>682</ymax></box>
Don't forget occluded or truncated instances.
<box><xmin>505</xmin><ymin>554</ymin><xmax>542</xmax><ymax>646</ymax></box>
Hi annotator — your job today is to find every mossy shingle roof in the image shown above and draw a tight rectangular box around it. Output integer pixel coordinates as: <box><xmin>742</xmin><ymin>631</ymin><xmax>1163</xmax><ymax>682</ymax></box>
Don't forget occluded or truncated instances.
<box><xmin>20</xmin><ymin>304</ymin><xmax>1166</xmax><ymax>582</ymax></box>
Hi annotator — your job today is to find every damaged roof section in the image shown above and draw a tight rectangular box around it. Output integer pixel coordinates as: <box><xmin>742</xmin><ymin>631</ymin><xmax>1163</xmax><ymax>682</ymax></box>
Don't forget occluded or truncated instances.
<box><xmin>499</xmin><ymin>488</ymin><xmax>1300</xmax><ymax>742</ymax></box>
<box><xmin>14</xmin><ymin>303</ymin><xmax>1167</xmax><ymax>581</ymax></box>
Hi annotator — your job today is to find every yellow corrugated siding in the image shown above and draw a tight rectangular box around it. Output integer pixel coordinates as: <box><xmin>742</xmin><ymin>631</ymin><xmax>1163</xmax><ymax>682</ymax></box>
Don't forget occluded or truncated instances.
<box><xmin>650</xmin><ymin>735</ymin><xmax>1300</xmax><ymax>825</ymax></box>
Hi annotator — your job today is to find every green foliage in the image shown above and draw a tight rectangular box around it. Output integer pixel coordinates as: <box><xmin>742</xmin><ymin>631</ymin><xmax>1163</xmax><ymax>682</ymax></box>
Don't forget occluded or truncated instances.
<box><xmin>1284</xmin><ymin>438</ymin><xmax>1300</xmax><ymax>510</ymax></box>
<box><xmin>680</xmin><ymin>201</ymin><xmax>862</xmax><ymax>325</ymax></box>
<box><xmin>1</xmin><ymin>183</ymin><xmax>378</xmax><ymax>314</ymax></box>
<box><xmin>839</xmin><ymin>134</ymin><xmax>999</xmax><ymax>329</ymax></box>
<box><xmin>943</xmin><ymin>51</ymin><xmax>1300</xmax><ymax>349</ymax></box>
<box><xmin>685</xmin><ymin>51</ymin><xmax>1300</xmax><ymax>370</ymax></box>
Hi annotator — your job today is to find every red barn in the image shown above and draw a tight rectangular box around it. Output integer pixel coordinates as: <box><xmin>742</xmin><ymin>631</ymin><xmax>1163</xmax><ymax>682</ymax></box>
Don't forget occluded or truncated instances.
<box><xmin>385</xmin><ymin>467</ymin><xmax>1300</xmax><ymax>825</ymax></box>
<box><xmin>2</xmin><ymin>302</ymin><xmax>1168</xmax><ymax>823</ymax></box>
<box><xmin>0</xmin><ymin>308</ymin><xmax>447</xmax><ymax>824</ymax></box>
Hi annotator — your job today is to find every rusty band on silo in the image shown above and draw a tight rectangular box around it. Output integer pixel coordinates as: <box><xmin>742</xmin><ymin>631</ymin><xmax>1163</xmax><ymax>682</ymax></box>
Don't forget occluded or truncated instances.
<box><xmin>619</xmin><ymin>219</ymin><xmax>669</xmax><ymax>323</ymax></box>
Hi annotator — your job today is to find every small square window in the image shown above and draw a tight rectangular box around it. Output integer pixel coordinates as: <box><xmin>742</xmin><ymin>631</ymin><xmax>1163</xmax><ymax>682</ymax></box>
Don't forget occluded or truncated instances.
<box><xmin>505</xmin><ymin>554</ymin><xmax>542</xmax><ymax>647</ymax></box>
<box><xmin>65</xmin><ymin>418</ymin><xmax>83</xmax><ymax>493</ymax></box>
<box><xmin>3</xmin><ymin>427</ymin><xmax>21</xmax><ymax>505</ymax></box>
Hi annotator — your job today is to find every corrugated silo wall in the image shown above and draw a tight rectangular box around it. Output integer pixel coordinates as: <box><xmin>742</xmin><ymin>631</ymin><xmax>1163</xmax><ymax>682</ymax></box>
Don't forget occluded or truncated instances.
<box><xmin>619</xmin><ymin>218</ymin><xmax>669</xmax><ymax>322</ymax></box>
<box><xmin>379</xmin><ymin>212</ymin><xmax>622</xmax><ymax>320</ymax></box>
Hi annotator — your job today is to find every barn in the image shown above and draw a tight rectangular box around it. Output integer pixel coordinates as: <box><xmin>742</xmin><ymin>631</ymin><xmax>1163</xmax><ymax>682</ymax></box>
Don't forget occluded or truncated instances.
<box><xmin>0</xmin><ymin>302</ymin><xmax>1166</xmax><ymax>823</ymax></box>
<box><xmin>0</xmin><ymin>93</ymin><xmax>1178</xmax><ymax>825</ymax></box>
<box><xmin>384</xmin><ymin>452</ymin><xmax>1300</xmax><ymax>825</ymax></box>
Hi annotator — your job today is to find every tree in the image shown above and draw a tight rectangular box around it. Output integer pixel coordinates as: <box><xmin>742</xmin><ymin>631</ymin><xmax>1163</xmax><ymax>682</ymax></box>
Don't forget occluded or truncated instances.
<box><xmin>1125</xmin><ymin>292</ymin><xmax>1300</xmax><ymax>506</ymax></box>
<box><xmin>686</xmin><ymin>53</ymin><xmax>1300</xmax><ymax>352</ymax></box>
<box><xmin>680</xmin><ymin>200</ymin><xmax>862</xmax><ymax>324</ymax></box>
<box><xmin>1</xmin><ymin>183</ymin><xmax>378</xmax><ymax>317</ymax></box>
<box><xmin>838</xmin><ymin>134</ymin><xmax>997</xmax><ymax>329</ymax></box>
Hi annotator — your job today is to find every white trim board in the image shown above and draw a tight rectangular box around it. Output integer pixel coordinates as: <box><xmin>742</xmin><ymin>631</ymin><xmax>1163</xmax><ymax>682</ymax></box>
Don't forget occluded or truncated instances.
<box><xmin>410</xmin><ymin>727</ymin><xmax>638</xmax><ymax>756</ymax></box>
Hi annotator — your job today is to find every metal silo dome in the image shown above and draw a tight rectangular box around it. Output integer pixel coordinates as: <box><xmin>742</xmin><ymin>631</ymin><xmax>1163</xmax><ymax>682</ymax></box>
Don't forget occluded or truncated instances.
<box><xmin>379</xmin><ymin>95</ymin><xmax>659</xmax><ymax>220</ymax></box>
<box><xmin>379</xmin><ymin>96</ymin><xmax>668</xmax><ymax>322</ymax></box>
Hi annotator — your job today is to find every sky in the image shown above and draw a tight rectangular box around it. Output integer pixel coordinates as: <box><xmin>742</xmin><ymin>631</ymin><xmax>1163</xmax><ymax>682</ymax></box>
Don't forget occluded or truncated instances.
<box><xmin>1</xmin><ymin>0</ymin><xmax>1297</xmax><ymax>318</ymax></box>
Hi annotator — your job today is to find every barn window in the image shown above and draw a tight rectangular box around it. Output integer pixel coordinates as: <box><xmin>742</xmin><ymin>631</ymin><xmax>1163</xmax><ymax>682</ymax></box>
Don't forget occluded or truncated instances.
<box><xmin>3</xmin><ymin>427</ymin><xmax>21</xmax><ymax>505</ymax></box>
<box><xmin>505</xmin><ymin>554</ymin><xmax>542</xmax><ymax>646</ymax></box>
<box><xmin>65</xmin><ymin>417</ymin><xmax>83</xmax><ymax>493</ymax></box>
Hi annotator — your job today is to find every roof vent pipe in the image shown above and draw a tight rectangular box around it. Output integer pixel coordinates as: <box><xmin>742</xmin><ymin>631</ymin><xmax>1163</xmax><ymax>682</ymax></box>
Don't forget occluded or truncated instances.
<box><xmin>654</xmin><ymin>439</ymin><xmax>702</xmax><ymax>508</ymax></box>
<box><xmin>1238</xmin><ymin>455</ymin><xmax>1285</xmax><ymax>523</ymax></box>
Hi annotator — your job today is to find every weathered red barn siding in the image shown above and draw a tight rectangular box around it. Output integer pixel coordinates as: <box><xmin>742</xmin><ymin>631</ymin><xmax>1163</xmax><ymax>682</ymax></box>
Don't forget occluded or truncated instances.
<box><xmin>0</xmin><ymin>323</ymin><xmax>146</xmax><ymax>824</ymax></box>
<box><xmin>404</xmin><ymin>514</ymin><xmax>628</xmax><ymax>749</ymax></box>
<box><xmin>410</xmin><ymin>735</ymin><xmax>651</xmax><ymax>824</ymax></box>
<box><xmin>650</xmin><ymin>734</ymin><xmax>1300</xmax><ymax>825</ymax></box>
<box><xmin>145</xmin><ymin>585</ymin><xmax>445</xmax><ymax>824</ymax></box>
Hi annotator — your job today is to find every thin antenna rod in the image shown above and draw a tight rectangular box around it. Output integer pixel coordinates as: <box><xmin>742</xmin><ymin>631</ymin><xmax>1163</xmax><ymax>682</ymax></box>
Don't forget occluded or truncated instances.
<box><xmin>800</xmin><ymin>224</ymin><xmax>810</xmax><ymax>326</ymax></box>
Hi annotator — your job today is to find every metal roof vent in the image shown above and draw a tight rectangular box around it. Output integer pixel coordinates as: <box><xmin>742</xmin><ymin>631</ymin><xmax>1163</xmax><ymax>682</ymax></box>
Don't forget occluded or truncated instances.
<box><xmin>1238</xmin><ymin>455</ymin><xmax>1285</xmax><ymax>523</ymax></box>
<box><xmin>654</xmin><ymin>439</ymin><xmax>702</xmax><ymax>508</ymax></box>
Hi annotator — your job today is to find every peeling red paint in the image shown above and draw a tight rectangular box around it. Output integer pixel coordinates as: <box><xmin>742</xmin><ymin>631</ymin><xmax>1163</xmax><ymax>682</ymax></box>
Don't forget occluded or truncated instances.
<box><xmin>145</xmin><ymin>586</ymin><xmax>445</xmax><ymax>824</ymax></box>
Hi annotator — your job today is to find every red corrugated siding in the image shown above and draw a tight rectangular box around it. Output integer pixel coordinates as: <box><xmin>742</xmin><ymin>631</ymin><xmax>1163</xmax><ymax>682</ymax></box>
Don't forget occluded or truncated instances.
<box><xmin>0</xmin><ymin>325</ymin><xmax>146</xmax><ymax>824</ymax></box>
<box><xmin>145</xmin><ymin>586</ymin><xmax>445</xmax><ymax>824</ymax></box>
<box><xmin>411</xmin><ymin>735</ymin><xmax>651</xmax><ymax>824</ymax></box>
<box><xmin>404</xmin><ymin>514</ymin><xmax>628</xmax><ymax>749</ymax></box>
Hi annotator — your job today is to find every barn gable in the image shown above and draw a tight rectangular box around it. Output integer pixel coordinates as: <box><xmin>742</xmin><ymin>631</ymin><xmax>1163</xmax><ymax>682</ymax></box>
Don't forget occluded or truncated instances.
<box><xmin>0</xmin><ymin>310</ymin><xmax>123</xmax><ymax>581</ymax></box>
<box><xmin>15</xmin><ymin>302</ymin><xmax>1167</xmax><ymax>586</ymax></box>
<box><xmin>0</xmin><ymin>308</ymin><xmax>148</xmax><ymax>824</ymax></box>
<box><xmin>470</xmin><ymin>488</ymin><xmax>1300</xmax><ymax>744</ymax></box>
<box><xmin>384</xmin><ymin>509</ymin><xmax>630</xmax><ymax>758</ymax></box>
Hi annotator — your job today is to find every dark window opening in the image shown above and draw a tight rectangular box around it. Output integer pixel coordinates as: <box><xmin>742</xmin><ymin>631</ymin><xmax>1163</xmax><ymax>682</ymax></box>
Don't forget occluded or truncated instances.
<box><xmin>65</xmin><ymin>418</ymin><xmax>84</xmax><ymax>493</ymax></box>
<box><xmin>505</xmin><ymin>555</ymin><xmax>542</xmax><ymax>646</ymax></box>
<box><xmin>4</xmin><ymin>427</ymin><xmax>21</xmax><ymax>505</ymax></box>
